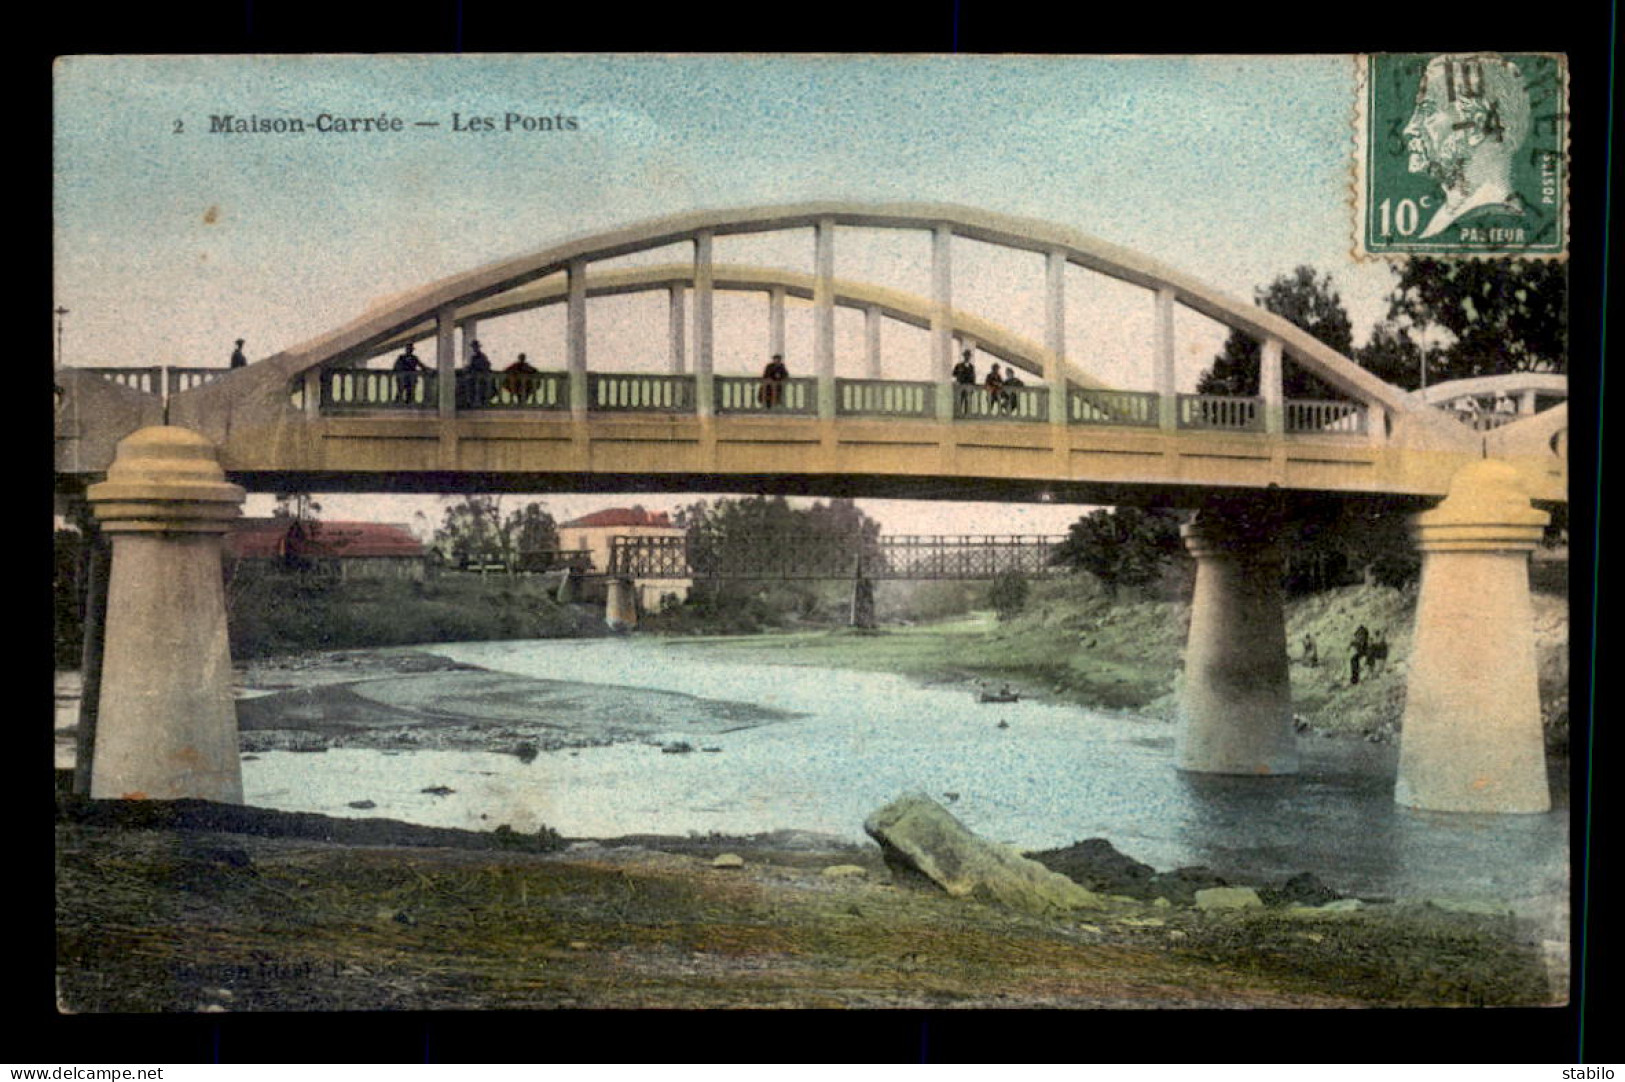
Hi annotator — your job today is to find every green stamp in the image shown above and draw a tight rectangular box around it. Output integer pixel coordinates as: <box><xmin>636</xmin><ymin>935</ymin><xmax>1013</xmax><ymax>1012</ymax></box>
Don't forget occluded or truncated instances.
<box><xmin>1359</xmin><ymin>53</ymin><xmax>1567</xmax><ymax>257</ymax></box>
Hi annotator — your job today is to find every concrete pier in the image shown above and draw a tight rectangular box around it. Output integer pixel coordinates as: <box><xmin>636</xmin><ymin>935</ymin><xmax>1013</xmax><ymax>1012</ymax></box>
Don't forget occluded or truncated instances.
<box><xmin>1396</xmin><ymin>460</ymin><xmax>1551</xmax><ymax>813</ymax></box>
<box><xmin>605</xmin><ymin>577</ymin><xmax>638</xmax><ymax>631</ymax></box>
<box><xmin>85</xmin><ymin>427</ymin><xmax>246</xmax><ymax>802</ymax></box>
<box><xmin>1177</xmin><ymin>508</ymin><xmax>1297</xmax><ymax>776</ymax></box>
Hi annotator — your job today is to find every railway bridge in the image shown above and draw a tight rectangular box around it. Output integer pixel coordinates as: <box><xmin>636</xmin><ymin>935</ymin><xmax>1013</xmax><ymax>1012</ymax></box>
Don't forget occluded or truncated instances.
<box><xmin>53</xmin><ymin>201</ymin><xmax>1567</xmax><ymax>816</ymax></box>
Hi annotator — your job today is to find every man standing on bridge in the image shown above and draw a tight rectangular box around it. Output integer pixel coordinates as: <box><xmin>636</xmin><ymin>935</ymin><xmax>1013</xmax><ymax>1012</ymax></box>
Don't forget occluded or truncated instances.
<box><xmin>393</xmin><ymin>342</ymin><xmax>426</xmax><ymax>404</ymax></box>
<box><xmin>229</xmin><ymin>339</ymin><xmax>247</xmax><ymax>368</ymax></box>
<box><xmin>952</xmin><ymin>349</ymin><xmax>977</xmax><ymax>414</ymax></box>
<box><xmin>759</xmin><ymin>353</ymin><xmax>789</xmax><ymax>408</ymax></box>
<box><xmin>502</xmin><ymin>352</ymin><xmax>538</xmax><ymax>404</ymax></box>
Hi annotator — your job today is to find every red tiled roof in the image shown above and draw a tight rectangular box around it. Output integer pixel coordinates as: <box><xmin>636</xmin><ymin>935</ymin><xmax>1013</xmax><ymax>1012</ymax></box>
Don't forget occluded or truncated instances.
<box><xmin>561</xmin><ymin>507</ymin><xmax>673</xmax><ymax>529</ymax></box>
<box><xmin>227</xmin><ymin>519</ymin><xmax>424</xmax><ymax>559</ymax></box>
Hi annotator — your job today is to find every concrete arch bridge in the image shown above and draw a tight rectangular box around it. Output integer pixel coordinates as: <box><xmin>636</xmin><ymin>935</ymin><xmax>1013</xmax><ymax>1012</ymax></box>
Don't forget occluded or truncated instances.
<box><xmin>53</xmin><ymin>202</ymin><xmax>1566</xmax><ymax>819</ymax></box>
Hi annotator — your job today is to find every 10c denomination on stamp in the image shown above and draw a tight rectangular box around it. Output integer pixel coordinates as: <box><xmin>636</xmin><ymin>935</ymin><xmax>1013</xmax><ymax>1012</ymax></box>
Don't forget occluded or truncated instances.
<box><xmin>1357</xmin><ymin>52</ymin><xmax>1567</xmax><ymax>258</ymax></box>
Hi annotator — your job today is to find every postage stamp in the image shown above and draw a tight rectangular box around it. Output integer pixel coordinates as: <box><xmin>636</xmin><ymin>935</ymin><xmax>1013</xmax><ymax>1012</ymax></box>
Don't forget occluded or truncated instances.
<box><xmin>1357</xmin><ymin>52</ymin><xmax>1568</xmax><ymax>257</ymax></box>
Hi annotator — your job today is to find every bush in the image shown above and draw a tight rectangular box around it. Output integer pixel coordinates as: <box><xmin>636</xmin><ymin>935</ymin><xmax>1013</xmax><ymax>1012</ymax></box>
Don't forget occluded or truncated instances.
<box><xmin>988</xmin><ymin>571</ymin><xmax>1030</xmax><ymax>621</ymax></box>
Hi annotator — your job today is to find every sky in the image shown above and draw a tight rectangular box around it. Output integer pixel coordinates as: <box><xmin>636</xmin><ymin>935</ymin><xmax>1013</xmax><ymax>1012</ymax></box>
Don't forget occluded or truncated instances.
<box><xmin>53</xmin><ymin>54</ymin><xmax>1408</xmax><ymax>535</ymax></box>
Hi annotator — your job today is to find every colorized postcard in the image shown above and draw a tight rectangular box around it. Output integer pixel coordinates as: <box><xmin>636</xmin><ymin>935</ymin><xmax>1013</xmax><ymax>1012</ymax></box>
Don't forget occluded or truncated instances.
<box><xmin>52</xmin><ymin>54</ymin><xmax>1575</xmax><ymax>1019</ymax></box>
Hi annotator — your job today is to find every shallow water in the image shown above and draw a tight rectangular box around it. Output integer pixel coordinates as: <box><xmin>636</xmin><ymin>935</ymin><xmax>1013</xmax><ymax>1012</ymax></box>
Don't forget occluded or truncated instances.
<box><xmin>239</xmin><ymin>637</ymin><xmax>1569</xmax><ymax>910</ymax></box>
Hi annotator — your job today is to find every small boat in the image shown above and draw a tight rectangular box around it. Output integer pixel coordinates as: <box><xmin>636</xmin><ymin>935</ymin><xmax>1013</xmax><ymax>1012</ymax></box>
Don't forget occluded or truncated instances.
<box><xmin>978</xmin><ymin>685</ymin><xmax>1020</xmax><ymax>704</ymax></box>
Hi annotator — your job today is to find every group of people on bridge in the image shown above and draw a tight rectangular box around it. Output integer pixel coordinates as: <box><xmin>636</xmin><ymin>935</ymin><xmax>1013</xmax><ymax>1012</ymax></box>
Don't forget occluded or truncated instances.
<box><xmin>390</xmin><ymin>342</ymin><xmax>542</xmax><ymax>407</ymax></box>
<box><xmin>954</xmin><ymin>350</ymin><xmax>1026</xmax><ymax>415</ymax></box>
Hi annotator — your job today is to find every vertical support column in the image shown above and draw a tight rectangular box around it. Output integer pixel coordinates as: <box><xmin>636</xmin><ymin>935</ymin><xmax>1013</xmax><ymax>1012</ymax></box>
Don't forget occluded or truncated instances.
<box><xmin>667</xmin><ymin>285</ymin><xmax>686</xmax><ymax>374</ymax></box>
<box><xmin>301</xmin><ymin>368</ymin><xmax>322</xmax><ymax>418</ymax></box>
<box><xmin>1367</xmin><ymin>403</ymin><xmax>1388</xmax><ymax>445</ymax></box>
<box><xmin>814</xmin><ymin>218</ymin><xmax>836</xmax><ymax>420</ymax></box>
<box><xmin>864</xmin><ymin>305</ymin><xmax>882</xmax><ymax>379</ymax></box>
<box><xmin>463</xmin><ymin>319</ymin><xmax>479</xmax><ymax>363</ymax></box>
<box><xmin>1260</xmin><ymin>336</ymin><xmax>1284</xmax><ymax>434</ymax></box>
<box><xmin>605</xmin><ymin>577</ymin><xmax>638</xmax><ymax>631</ymax></box>
<box><xmin>932</xmin><ymin>224</ymin><xmax>954</xmax><ymax>421</ymax></box>
<box><xmin>693</xmin><ymin>231</ymin><xmax>715</xmax><ymax>419</ymax></box>
<box><xmin>435</xmin><ymin>307</ymin><xmax>457</xmax><ymax>419</ymax></box>
<box><xmin>567</xmin><ymin>258</ymin><xmax>588</xmax><ymax>419</ymax></box>
<box><xmin>1520</xmin><ymin>389</ymin><xmax>1538</xmax><ymax>415</ymax></box>
<box><xmin>84</xmin><ymin>427</ymin><xmax>247</xmax><ymax>801</ymax></box>
<box><xmin>1177</xmin><ymin>506</ymin><xmax>1297</xmax><ymax>776</ymax></box>
<box><xmin>1045</xmin><ymin>248</ymin><xmax>1068</xmax><ymax>428</ymax></box>
<box><xmin>769</xmin><ymin>286</ymin><xmax>787</xmax><ymax>361</ymax></box>
<box><xmin>1396</xmin><ymin>460</ymin><xmax>1551</xmax><ymax>813</ymax></box>
<box><xmin>1154</xmin><ymin>288</ymin><xmax>1177</xmax><ymax>432</ymax></box>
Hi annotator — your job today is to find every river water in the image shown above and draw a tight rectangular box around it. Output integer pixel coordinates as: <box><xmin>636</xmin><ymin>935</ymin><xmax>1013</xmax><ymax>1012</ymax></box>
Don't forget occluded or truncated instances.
<box><xmin>236</xmin><ymin>637</ymin><xmax>1569</xmax><ymax>916</ymax></box>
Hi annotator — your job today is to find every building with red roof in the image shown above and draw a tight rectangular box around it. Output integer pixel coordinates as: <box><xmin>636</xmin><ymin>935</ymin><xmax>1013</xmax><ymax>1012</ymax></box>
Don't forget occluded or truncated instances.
<box><xmin>558</xmin><ymin>505</ymin><xmax>689</xmax><ymax>610</ymax></box>
<box><xmin>226</xmin><ymin>518</ymin><xmax>427</xmax><ymax>581</ymax></box>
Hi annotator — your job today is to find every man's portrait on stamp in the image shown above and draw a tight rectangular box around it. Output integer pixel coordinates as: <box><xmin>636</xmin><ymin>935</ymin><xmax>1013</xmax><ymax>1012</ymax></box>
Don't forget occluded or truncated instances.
<box><xmin>1362</xmin><ymin>51</ymin><xmax>1567</xmax><ymax>256</ymax></box>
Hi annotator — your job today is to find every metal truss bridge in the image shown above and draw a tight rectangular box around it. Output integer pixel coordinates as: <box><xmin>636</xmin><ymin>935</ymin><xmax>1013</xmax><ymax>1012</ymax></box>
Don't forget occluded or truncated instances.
<box><xmin>607</xmin><ymin>533</ymin><xmax>1066</xmax><ymax>580</ymax></box>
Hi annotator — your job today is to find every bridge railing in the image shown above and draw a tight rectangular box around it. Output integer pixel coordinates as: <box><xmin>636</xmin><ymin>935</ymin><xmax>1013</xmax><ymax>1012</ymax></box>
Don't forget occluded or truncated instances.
<box><xmin>1176</xmin><ymin>394</ymin><xmax>1263</xmax><ymax>432</ymax></box>
<box><xmin>166</xmin><ymin>367</ymin><xmax>226</xmax><ymax>395</ymax></box>
<box><xmin>589</xmin><ymin>372</ymin><xmax>695</xmax><ymax>413</ymax></box>
<box><xmin>1068</xmin><ymin>388</ymin><xmax>1160</xmax><ymax>428</ymax></box>
<box><xmin>715</xmin><ymin>375</ymin><xmax>818</xmax><ymax>415</ymax></box>
<box><xmin>1285</xmin><ymin>399</ymin><xmax>1367</xmax><ymax>435</ymax></box>
<box><xmin>85</xmin><ymin>367</ymin><xmax>165</xmax><ymax>395</ymax></box>
<box><xmin>836</xmin><ymin>378</ymin><xmax>936</xmax><ymax>418</ymax></box>
<box><xmin>954</xmin><ymin>385</ymin><xmax>1049</xmax><ymax>421</ymax></box>
<box><xmin>457</xmin><ymin>370</ymin><xmax>570</xmax><ymax>410</ymax></box>
<box><xmin>323</xmin><ymin>368</ymin><xmax>438</xmax><ymax>410</ymax></box>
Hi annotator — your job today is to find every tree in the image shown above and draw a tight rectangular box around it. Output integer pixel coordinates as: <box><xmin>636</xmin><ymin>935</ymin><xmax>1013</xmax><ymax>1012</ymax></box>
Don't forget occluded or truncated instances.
<box><xmin>1382</xmin><ymin>258</ymin><xmax>1567</xmax><ymax>381</ymax></box>
<box><xmin>436</xmin><ymin>496</ymin><xmax>558</xmax><ymax>570</ymax></box>
<box><xmin>988</xmin><ymin>570</ymin><xmax>1030</xmax><ymax>621</ymax></box>
<box><xmin>271</xmin><ymin>492</ymin><xmax>326</xmax><ymax>571</ymax></box>
<box><xmin>1049</xmin><ymin>507</ymin><xmax>1185</xmax><ymax>595</ymax></box>
<box><xmin>1197</xmin><ymin>266</ymin><xmax>1353</xmax><ymax>401</ymax></box>
<box><xmin>1354</xmin><ymin>320</ymin><xmax>1432</xmax><ymax>392</ymax></box>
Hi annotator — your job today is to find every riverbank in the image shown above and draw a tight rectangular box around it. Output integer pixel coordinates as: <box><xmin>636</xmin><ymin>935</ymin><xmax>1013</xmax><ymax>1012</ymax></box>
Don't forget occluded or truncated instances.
<box><xmin>55</xmin><ymin>792</ymin><xmax>1560</xmax><ymax>1012</ymax></box>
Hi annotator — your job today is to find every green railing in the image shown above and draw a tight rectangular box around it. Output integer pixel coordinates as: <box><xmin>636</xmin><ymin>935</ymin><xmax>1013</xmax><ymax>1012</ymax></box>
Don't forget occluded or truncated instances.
<box><xmin>836</xmin><ymin>378</ymin><xmax>935</xmax><ymax>418</ymax></box>
<box><xmin>589</xmin><ymin>373</ymin><xmax>695</xmax><ymax>412</ymax></box>
<box><xmin>1286</xmin><ymin>399</ymin><xmax>1367</xmax><ymax>435</ymax></box>
<box><xmin>1176</xmin><ymin>393</ymin><xmax>1263</xmax><ymax>432</ymax></box>
<box><xmin>953</xmin><ymin>384</ymin><xmax>1049</xmax><ymax>421</ymax></box>
<box><xmin>716</xmin><ymin>375</ymin><xmax>817</xmax><ymax>415</ymax></box>
<box><xmin>1069</xmin><ymin>388</ymin><xmax>1160</xmax><ymax>428</ymax></box>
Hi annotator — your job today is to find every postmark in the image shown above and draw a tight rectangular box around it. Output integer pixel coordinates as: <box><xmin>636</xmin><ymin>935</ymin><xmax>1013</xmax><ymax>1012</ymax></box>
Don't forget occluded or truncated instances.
<box><xmin>1357</xmin><ymin>52</ymin><xmax>1567</xmax><ymax>258</ymax></box>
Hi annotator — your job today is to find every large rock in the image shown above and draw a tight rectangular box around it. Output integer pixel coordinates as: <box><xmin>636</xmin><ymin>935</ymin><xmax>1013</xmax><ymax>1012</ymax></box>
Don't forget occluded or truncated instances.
<box><xmin>863</xmin><ymin>793</ymin><xmax>1106</xmax><ymax>916</ymax></box>
<box><xmin>1194</xmin><ymin>886</ymin><xmax>1263</xmax><ymax>911</ymax></box>
<box><xmin>1025</xmin><ymin>838</ymin><xmax>1158</xmax><ymax>899</ymax></box>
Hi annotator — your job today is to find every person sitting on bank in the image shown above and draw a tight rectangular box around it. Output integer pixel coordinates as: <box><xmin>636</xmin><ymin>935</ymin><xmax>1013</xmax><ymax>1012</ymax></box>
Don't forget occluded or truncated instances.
<box><xmin>502</xmin><ymin>352</ymin><xmax>539</xmax><ymax>403</ymax></box>
<box><xmin>229</xmin><ymin>339</ymin><xmax>247</xmax><ymax>369</ymax></box>
<box><xmin>759</xmin><ymin>353</ymin><xmax>790</xmax><ymax>408</ymax></box>
<box><xmin>952</xmin><ymin>349</ymin><xmax>977</xmax><ymax>414</ymax></box>
<box><xmin>393</xmin><ymin>343</ymin><xmax>426</xmax><ymax>403</ymax></box>
<box><xmin>1301</xmin><ymin>631</ymin><xmax>1319</xmax><ymax>667</ymax></box>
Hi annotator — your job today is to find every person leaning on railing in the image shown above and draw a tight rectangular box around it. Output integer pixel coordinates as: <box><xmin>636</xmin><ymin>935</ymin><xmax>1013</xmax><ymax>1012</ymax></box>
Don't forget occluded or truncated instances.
<box><xmin>1000</xmin><ymin>365</ymin><xmax>1024</xmax><ymax>413</ymax></box>
<box><xmin>759</xmin><ymin>353</ymin><xmax>789</xmax><ymax>408</ymax></box>
<box><xmin>392</xmin><ymin>343</ymin><xmax>426</xmax><ymax>403</ymax></box>
<box><xmin>502</xmin><ymin>353</ymin><xmax>539</xmax><ymax>404</ymax></box>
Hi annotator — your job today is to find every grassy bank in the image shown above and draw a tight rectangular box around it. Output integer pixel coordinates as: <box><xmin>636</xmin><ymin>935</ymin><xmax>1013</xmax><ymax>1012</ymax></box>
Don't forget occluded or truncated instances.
<box><xmin>225</xmin><ymin>572</ymin><xmax>603</xmax><ymax>660</ymax></box>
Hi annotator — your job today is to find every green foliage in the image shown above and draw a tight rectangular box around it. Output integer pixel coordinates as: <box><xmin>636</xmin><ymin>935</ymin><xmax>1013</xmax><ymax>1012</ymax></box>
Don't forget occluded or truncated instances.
<box><xmin>223</xmin><ymin>571</ymin><xmax>590</xmax><ymax>659</ymax></box>
<box><xmin>987</xmin><ymin>570</ymin><xmax>1030</xmax><ymax>621</ymax></box>
<box><xmin>1197</xmin><ymin>266</ymin><xmax>1353</xmax><ymax>400</ymax></box>
<box><xmin>1282</xmin><ymin>500</ymin><xmax>1421</xmax><ymax>595</ymax></box>
<box><xmin>1049</xmin><ymin>507</ymin><xmax>1186</xmax><ymax>596</ymax></box>
<box><xmin>1383</xmin><ymin>258</ymin><xmax>1567</xmax><ymax>379</ymax></box>
<box><xmin>434</xmin><ymin>496</ymin><xmax>558</xmax><ymax>569</ymax></box>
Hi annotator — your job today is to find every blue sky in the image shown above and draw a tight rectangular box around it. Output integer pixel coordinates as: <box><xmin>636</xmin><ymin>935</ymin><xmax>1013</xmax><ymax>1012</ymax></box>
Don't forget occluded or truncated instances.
<box><xmin>54</xmin><ymin>54</ymin><xmax>1403</xmax><ymax>532</ymax></box>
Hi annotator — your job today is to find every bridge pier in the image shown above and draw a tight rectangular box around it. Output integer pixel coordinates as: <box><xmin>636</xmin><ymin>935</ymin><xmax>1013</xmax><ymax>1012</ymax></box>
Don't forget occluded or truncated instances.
<box><xmin>84</xmin><ymin>427</ymin><xmax>246</xmax><ymax>802</ymax></box>
<box><xmin>605</xmin><ymin>577</ymin><xmax>638</xmax><ymax>631</ymax></box>
<box><xmin>1396</xmin><ymin>460</ymin><xmax>1551</xmax><ymax>813</ymax></box>
<box><xmin>1177</xmin><ymin>506</ymin><xmax>1297</xmax><ymax>776</ymax></box>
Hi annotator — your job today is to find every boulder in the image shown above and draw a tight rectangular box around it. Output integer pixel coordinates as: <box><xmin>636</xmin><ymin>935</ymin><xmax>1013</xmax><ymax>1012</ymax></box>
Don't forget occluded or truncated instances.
<box><xmin>1148</xmin><ymin>866</ymin><xmax>1229</xmax><ymax>906</ymax></box>
<box><xmin>1025</xmin><ymin>837</ymin><xmax>1157</xmax><ymax>899</ymax></box>
<box><xmin>863</xmin><ymin>793</ymin><xmax>1106</xmax><ymax>916</ymax></box>
<box><xmin>1194</xmin><ymin>886</ymin><xmax>1263</xmax><ymax>911</ymax></box>
<box><xmin>1260</xmin><ymin>871</ymin><xmax>1342</xmax><ymax>908</ymax></box>
<box><xmin>711</xmin><ymin>853</ymin><xmax>745</xmax><ymax>869</ymax></box>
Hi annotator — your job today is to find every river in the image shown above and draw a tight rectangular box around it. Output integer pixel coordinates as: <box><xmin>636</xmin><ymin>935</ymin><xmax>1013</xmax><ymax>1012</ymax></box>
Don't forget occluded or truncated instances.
<box><xmin>229</xmin><ymin>636</ymin><xmax>1569</xmax><ymax>919</ymax></box>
